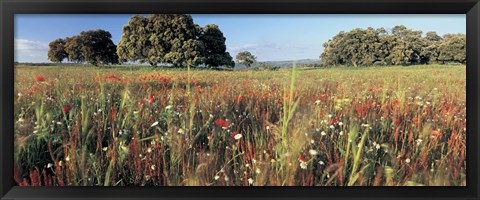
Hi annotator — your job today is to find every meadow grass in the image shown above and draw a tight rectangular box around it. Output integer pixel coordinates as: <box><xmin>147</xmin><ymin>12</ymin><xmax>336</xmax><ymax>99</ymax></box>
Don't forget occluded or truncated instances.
<box><xmin>13</xmin><ymin>64</ymin><xmax>466</xmax><ymax>186</ymax></box>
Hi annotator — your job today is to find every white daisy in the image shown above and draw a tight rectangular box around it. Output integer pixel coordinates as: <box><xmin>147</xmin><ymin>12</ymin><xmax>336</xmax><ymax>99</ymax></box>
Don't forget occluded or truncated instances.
<box><xmin>151</xmin><ymin>121</ymin><xmax>159</xmax><ymax>127</ymax></box>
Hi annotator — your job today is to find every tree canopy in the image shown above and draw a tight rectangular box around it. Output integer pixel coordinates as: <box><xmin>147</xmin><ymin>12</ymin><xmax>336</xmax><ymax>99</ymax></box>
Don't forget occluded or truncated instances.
<box><xmin>117</xmin><ymin>14</ymin><xmax>234</xmax><ymax>68</ymax></box>
<box><xmin>236</xmin><ymin>51</ymin><xmax>257</xmax><ymax>68</ymax></box>
<box><xmin>48</xmin><ymin>29</ymin><xmax>119</xmax><ymax>66</ymax></box>
<box><xmin>200</xmin><ymin>24</ymin><xmax>235</xmax><ymax>68</ymax></box>
<box><xmin>321</xmin><ymin>25</ymin><xmax>466</xmax><ymax>67</ymax></box>
<box><xmin>47</xmin><ymin>39</ymin><xmax>67</xmax><ymax>63</ymax></box>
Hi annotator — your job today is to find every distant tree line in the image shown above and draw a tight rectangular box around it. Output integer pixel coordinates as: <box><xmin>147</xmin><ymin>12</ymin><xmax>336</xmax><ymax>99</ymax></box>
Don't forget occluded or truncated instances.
<box><xmin>116</xmin><ymin>14</ymin><xmax>234</xmax><ymax>68</ymax></box>
<box><xmin>48</xmin><ymin>29</ymin><xmax>119</xmax><ymax>66</ymax></box>
<box><xmin>48</xmin><ymin>23</ymin><xmax>466</xmax><ymax>68</ymax></box>
<box><xmin>320</xmin><ymin>25</ymin><xmax>466</xmax><ymax>67</ymax></box>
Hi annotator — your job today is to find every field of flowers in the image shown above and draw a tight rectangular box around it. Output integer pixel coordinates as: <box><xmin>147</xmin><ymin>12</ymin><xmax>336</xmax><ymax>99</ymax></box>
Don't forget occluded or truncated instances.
<box><xmin>13</xmin><ymin>64</ymin><xmax>466</xmax><ymax>186</ymax></box>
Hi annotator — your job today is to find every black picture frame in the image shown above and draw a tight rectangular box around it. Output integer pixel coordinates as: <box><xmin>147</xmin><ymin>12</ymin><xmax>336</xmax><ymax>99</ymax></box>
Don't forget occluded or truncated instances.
<box><xmin>1</xmin><ymin>0</ymin><xmax>479</xmax><ymax>199</ymax></box>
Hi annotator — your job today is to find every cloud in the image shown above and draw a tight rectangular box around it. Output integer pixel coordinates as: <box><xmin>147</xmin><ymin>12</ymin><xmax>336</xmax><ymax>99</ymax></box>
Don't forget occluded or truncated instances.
<box><xmin>14</xmin><ymin>39</ymin><xmax>50</xmax><ymax>63</ymax></box>
<box><xmin>228</xmin><ymin>43</ymin><xmax>278</xmax><ymax>54</ymax></box>
<box><xmin>227</xmin><ymin>42</ymin><xmax>318</xmax><ymax>61</ymax></box>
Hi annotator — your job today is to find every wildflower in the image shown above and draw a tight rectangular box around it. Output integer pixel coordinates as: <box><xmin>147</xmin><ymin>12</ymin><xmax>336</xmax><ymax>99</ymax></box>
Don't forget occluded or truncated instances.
<box><xmin>321</xmin><ymin>131</ymin><xmax>326</xmax><ymax>136</ymax></box>
<box><xmin>256</xmin><ymin>168</ymin><xmax>261</xmax><ymax>174</ymax></box>
<box><xmin>165</xmin><ymin>105</ymin><xmax>173</xmax><ymax>110</ymax></box>
<box><xmin>17</xmin><ymin>118</ymin><xmax>25</xmax><ymax>123</ymax></box>
<box><xmin>147</xmin><ymin>147</ymin><xmax>152</xmax><ymax>153</ymax></box>
<box><xmin>248</xmin><ymin>178</ymin><xmax>254</xmax><ymax>185</ymax></box>
<box><xmin>298</xmin><ymin>155</ymin><xmax>305</xmax><ymax>162</ymax></box>
<box><xmin>309</xmin><ymin>149</ymin><xmax>318</xmax><ymax>156</ymax></box>
<box><xmin>318</xmin><ymin>161</ymin><xmax>325</xmax><ymax>165</ymax></box>
<box><xmin>151</xmin><ymin>164</ymin><xmax>156</xmax><ymax>170</ymax></box>
<box><xmin>329</xmin><ymin>119</ymin><xmax>337</xmax><ymax>125</ymax></box>
<box><xmin>224</xmin><ymin>176</ymin><xmax>229</xmax><ymax>182</ymax></box>
<box><xmin>310</xmin><ymin>139</ymin><xmax>315</xmax><ymax>144</ymax></box>
<box><xmin>102</xmin><ymin>147</ymin><xmax>108</xmax><ymax>152</ymax></box>
<box><xmin>375</xmin><ymin>144</ymin><xmax>381</xmax><ymax>150</ymax></box>
<box><xmin>339</xmin><ymin>131</ymin><xmax>344</xmax><ymax>136</ymax></box>
<box><xmin>430</xmin><ymin>129</ymin><xmax>442</xmax><ymax>138</ymax></box>
<box><xmin>63</xmin><ymin>105</ymin><xmax>72</xmax><ymax>113</ymax></box>
<box><xmin>215</xmin><ymin>118</ymin><xmax>229</xmax><ymax>128</ymax></box>
<box><xmin>235</xmin><ymin>95</ymin><xmax>245</xmax><ymax>101</ymax></box>
<box><xmin>148</xmin><ymin>95</ymin><xmax>154</xmax><ymax>103</ymax></box>
<box><xmin>412</xmin><ymin>117</ymin><xmax>419</xmax><ymax>123</ymax></box>
<box><xmin>415</xmin><ymin>139</ymin><xmax>423</xmax><ymax>146</ymax></box>
<box><xmin>17</xmin><ymin>93</ymin><xmax>23</xmax><ymax>97</ymax></box>
<box><xmin>245</xmin><ymin>164</ymin><xmax>250</xmax><ymax>168</ymax></box>
<box><xmin>65</xmin><ymin>155</ymin><xmax>70</xmax><ymax>162</ymax></box>
<box><xmin>58</xmin><ymin>160</ymin><xmax>63</xmax><ymax>166</ymax></box>
<box><xmin>329</xmin><ymin>125</ymin><xmax>335</xmax><ymax>129</ymax></box>
<box><xmin>300</xmin><ymin>161</ymin><xmax>308</xmax><ymax>169</ymax></box>
<box><xmin>121</xmin><ymin>145</ymin><xmax>129</xmax><ymax>152</ymax></box>
<box><xmin>231</xmin><ymin>132</ymin><xmax>242</xmax><ymax>140</ymax></box>
<box><xmin>338</xmin><ymin>122</ymin><xmax>343</xmax><ymax>126</ymax></box>
<box><xmin>178</xmin><ymin>128</ymin><xmax>184</xmax><ymax>134</ymax></box>
<box><xmin>34</xmin><ymin>75</ymin><xmax>46</xmax><ymax>82</ymax></box>
<box><xmin>315</xmin><ymin>100</ymin><xmax>321</xmax><ymax>104</ymax></box>
<box><xmin>47</xmin><ymin>163</ymin><xmax>54</xmax><ymax>168</ymax></box>
<box><xmin>394</xmin><ymin>118</ymin><xmax>402</xmax><ymax>125</ymax></box>
<box><xmin>328</xmin><ymin>114</ymin><xmax>333</xmax><ymax>118</ymax></box>
<box><xmin>405</xmin><ymin>158</ymin><xmax>411</xmax><ymax>164</ymax></box>
<box><xmin>151</xmin><ymin>121</ymin><xmax>159</xmax><ymax>127</ymax></box>
<box><xmin>214</xmin><ymin>175</ymin><xmax>220</xmax><ymax>180</ymax></box>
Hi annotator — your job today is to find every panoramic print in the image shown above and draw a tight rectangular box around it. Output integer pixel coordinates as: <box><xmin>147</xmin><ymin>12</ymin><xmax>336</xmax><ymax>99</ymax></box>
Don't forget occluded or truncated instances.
<box><xmin>14</xmin><ymin>14</ymin><xmax>466</xmax><ymax>186</ymax></box>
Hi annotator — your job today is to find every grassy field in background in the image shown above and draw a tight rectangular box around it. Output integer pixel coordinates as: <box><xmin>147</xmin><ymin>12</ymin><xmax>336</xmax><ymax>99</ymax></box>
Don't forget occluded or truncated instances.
<box><xmin>13</xmin><ymin>64</ymin><xmax>466</xmax><ymax>186</ymax></box>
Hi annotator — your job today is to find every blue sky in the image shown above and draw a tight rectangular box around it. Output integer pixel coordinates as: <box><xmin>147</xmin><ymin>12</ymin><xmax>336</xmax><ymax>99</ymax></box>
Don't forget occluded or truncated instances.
<box><xmin>15</xmin><ymin>14</ymin><xmax>465</xmax><ymax>63</ymax></box>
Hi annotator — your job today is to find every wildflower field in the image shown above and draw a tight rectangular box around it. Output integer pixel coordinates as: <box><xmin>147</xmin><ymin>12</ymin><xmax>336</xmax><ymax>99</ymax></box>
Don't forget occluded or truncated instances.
<box><xmin>14</xmin><ymin>64</ymin><xmax>466</xmax><ymax>186</ymax></box>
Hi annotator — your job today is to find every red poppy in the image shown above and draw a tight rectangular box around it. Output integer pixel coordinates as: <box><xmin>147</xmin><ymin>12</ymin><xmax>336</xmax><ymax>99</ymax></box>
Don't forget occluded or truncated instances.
<box><xmin>412</xmin><ymin>117</ymin><xmax>419</xmax><ymax>123</ymax></box>
<box><xmin>105</xmin><ymin>75</ymin><xmax>121</xmax><ymax>81</ymax></box>
<box><xmin>394</xmin><ymin>118</ymin><xmax>402</xmax><ymax>125</ymax></box>
<box><xmin>142</xmin><ymin>85</ymin><xmax>148</xmax><ymax>90</ymax></box>
<box><xmin>34</xmin><ymin>75</ymin><xmax>45</xmax><ymax>82</ymax></box>
<box><xmin>212</xmin><ymin>85</ymin><xmax>218</xmax><ymax>90</ymax></box>
<box><xmin>393</xmin><ymin>99</ymin><xmax>401</xmax><ymax>105</ymax></box>
<box><xmin>215</xmin><ymin>118</ymin><xmax>229</xmax><ymax>128</ymax></box>
<box><xmin>235</xmin><ymin>95</ymin><xmax>244</xmax><ymax>101</ymax></box>
<box><xmin>63</xmin><ymin>105</ymin><xmax>72</xmax><ymax>113</ymax></box>
<box><xmin>299</xmin><ymin>155</ymin><xmax>305</xmax><ymax>162</ymax></box>
<box><xmin>31</xmin><ymin>85</ymin><xmax>41</xmax><ymax>92</ymax></box>
<box><xmin>148</xmin><ymin>95</ymin><xmax>154</xmax><ymax>103</ymax></box>
<box><xmin>330</xmin><ymin>119</ymin><xmax>337</xmax><ymax>125</ymax></box>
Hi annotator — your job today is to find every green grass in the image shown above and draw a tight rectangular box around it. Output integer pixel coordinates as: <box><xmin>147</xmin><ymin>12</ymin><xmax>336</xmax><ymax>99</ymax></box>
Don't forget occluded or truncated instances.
<box><xmin>13</xmin><ymin>64</ymin><xmax>466</xmax><ymax>186</ymax></box>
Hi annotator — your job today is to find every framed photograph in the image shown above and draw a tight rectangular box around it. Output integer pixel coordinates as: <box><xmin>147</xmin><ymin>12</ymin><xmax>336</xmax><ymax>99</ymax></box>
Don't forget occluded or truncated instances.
<box><xmin>1</xmin><ymin>0</ymin><xmax>479</xmax><ymax>199</ymax></box>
